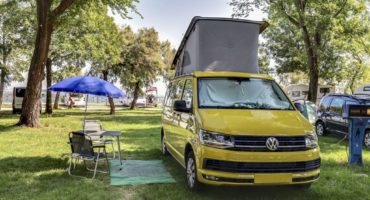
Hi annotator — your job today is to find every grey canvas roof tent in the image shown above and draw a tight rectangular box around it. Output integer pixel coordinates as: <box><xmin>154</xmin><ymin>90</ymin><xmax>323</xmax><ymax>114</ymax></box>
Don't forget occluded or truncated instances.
<box><xmin>172</xmin><ymin>17</ymin><xmax>268</xmax><ymax>76</ymax></box>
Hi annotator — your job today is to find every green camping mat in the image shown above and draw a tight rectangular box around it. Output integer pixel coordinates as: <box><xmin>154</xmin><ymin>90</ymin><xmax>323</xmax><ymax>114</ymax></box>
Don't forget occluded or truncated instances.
<box><xmin>110</xmin><ymin>160</ymin><xmax>176</xmax><ymax>186</ymax></box>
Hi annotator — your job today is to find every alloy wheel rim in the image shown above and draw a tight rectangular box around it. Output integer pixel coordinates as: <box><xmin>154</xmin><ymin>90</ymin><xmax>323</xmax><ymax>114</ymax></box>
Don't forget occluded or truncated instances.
<box><xmin>316</xmin><ymin>124</ymin><xmax>324</xmax><ymax>136</ymax></box>
<box><xmin>187</xmin><ymin>158</ymin><xmax>195</xmax><ymax>188</ymax></box>
<box><xmin>365</xmin><ymin>132</ymin><xmax>370</xmax><ymax>147</ymax></box>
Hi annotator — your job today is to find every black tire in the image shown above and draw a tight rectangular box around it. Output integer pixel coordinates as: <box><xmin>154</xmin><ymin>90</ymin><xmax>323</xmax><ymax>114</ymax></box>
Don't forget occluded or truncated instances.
<box><xmin>364</xmin><ymin>130</ymin><xmax>370</xmax><ymax>149</ymax></box>
<box><xmin>186</xmin><ymin>151</ymin><xmax>201</xmax><ymax>191</ymax></box>
<box><xmin>316</xmin><ymin>121</ymin><xmax>326</xmax><ymax>136</ymax></box>
<box><xmin>161</xmin><ymin>131</ymin><xmax>169</xmax><ymax>156</ymax></box>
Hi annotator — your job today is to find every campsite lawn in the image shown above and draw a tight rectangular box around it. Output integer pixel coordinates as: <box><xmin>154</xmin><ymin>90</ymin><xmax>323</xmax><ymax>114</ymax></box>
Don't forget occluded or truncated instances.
<box><xmin>0</xmin><ymin>108</ymin><xmax>370</xmax><ymax>200</ymax></box>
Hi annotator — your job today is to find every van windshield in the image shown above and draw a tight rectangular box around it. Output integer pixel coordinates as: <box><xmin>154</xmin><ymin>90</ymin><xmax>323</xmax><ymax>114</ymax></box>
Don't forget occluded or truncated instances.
<box><xmin>198</xmin><ymin>78</ymin><xmax>294</xmax><ymax>110</ymax></box>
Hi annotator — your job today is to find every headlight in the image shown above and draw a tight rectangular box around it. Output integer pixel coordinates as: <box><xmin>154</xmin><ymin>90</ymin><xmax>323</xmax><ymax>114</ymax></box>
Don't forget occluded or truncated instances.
<box><xmin>198</xmin><ymin>129</ymin><xmax>234</xmax><ymax>149</ymax></box>
<box><xmin>305</xmin><ymin>133</ymin><xmax>318</xmax><ymax>149</ymax></box>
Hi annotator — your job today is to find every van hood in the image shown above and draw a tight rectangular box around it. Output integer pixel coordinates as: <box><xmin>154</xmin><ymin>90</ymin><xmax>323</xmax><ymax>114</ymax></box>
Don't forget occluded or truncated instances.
<box><xmin>196</xmin><ymin>109</ymin><xmax>313</xmax><ymax>136</ymax></box>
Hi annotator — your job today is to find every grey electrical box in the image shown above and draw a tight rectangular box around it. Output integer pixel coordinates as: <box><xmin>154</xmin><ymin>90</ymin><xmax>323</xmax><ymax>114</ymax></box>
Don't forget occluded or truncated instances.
<box><xmin>172</xmin><ymin>17</ymin><xmax>268</xmax><ymax>76</ymax></box>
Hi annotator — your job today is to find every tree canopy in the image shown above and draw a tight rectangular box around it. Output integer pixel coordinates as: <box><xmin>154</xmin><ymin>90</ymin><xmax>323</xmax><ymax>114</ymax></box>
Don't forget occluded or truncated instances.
<box><xmin>4</xmin><ymin>0</ymin><xmax>139</xmax><ymax>127</ymax></box>
<box><xmin>118</xmin><ymin>27</ymin><xmax>164</xmax><ymax>109</ymax></box>
<box><xmin>0</xmin><ymin>1</ymin><xmax>35</xmax><ymax>109</ymax></box>
<box><xmin>231</xmin><ymin>0</ymin><xmax>370</xmax><ymax>100</ymax></box>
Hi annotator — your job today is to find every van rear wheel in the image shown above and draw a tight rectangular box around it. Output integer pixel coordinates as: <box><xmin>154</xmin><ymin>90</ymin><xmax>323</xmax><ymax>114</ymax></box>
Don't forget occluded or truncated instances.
<box><xmin>186</xmin><ymin>151</ymin><xmax>201</xmax><ymax>191</ymax></box>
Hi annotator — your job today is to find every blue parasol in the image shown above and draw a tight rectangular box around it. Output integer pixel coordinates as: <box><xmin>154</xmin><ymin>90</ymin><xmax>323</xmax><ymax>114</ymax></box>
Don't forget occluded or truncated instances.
<box><xmin>49</xmin><ymin>76</ymin><xmax>126</xmax><ymax>131</ymax></box>
<box><xmin>49</xmin><ymin>76</ymin><xmax>125</xmax><ymax>98</ymax></box>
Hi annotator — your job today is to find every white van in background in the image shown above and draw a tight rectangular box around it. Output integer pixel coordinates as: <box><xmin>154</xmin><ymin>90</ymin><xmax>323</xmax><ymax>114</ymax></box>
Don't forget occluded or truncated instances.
<box><xmin>12</xmin><ymin>87</ymin><xmax>42</xmax><ymax>114</ymax></box>
<box><xmin>12</xmin><ymin>87</ymin><xmax>26</xmax><ymax>114</ymax></box>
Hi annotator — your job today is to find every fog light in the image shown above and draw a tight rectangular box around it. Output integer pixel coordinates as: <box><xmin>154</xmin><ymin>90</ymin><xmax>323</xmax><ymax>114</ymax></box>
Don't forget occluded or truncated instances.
<box><xmin>204</xmin><ymin>175</ymin><xmax>219</xmax><ymax>181</ymax></box>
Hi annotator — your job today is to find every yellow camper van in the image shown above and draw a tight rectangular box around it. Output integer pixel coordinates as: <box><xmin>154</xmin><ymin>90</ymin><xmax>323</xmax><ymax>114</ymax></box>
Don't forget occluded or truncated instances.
<box><xmin>161</xmin><ymin>17</ymin><xmax>320</xmax><ymax>190</ymax></box>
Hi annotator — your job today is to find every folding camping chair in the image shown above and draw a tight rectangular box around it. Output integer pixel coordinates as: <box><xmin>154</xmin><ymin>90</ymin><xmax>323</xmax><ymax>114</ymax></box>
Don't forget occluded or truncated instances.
<box><xmin>83</xmin><ymin>120</ymin><xmax>116</xmax><ymax>159</ymax></box>
<box><xmin>67</xmin><ymin>131</ymin><xmax>109</xmax><ymax>179</ymax></box>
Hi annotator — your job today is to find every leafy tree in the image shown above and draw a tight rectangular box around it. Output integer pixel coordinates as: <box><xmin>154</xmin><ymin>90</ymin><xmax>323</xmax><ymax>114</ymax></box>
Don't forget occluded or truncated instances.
<box><xmin>258</xmin><ymin>45</ymin><xmax>273</xmax><ymax>74</ymax></box>
<box><xmin>337</xmin><ymin>11</ymin><xmax>370</xmax><ymax>94</ymax></box>
<box><xmin>8</xmin><ymin>0</ymin><xmax>138</xmax><ymax>127</ymax></box>
<box><xmin>118</xmin><ymin>27</ymin><xmax>164</xmax><ymax>109</ymax></box>
<box><xmin>46</xmin><ymin>2</ymin><xmax>122</xmax><ymax>114</ymax></box>
<box><xmin>0</xmin><ymin>1</ymin><xmax>34</xmax><ymax>110</ymax></box>
<box><xmin>230</xmin><ymin>0</ymin><xmax>369</xmax><ymax>102</ymax></box>
<box><xmin>160</xmin><ymin>40</ymin><xmax>176</xmax><ymax>84</ymax></box>
<box><xmin>83</xmin><ymin>4</ymin><xmax>123</xmax><ymax>115</ymax></box>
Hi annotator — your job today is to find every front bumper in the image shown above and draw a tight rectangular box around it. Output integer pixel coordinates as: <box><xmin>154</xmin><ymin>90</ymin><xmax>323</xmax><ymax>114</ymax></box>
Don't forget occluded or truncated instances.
<box><xmin>195</xmin><ymin>146</ymin><xmax>320</xmax><ymax>186</ymax></box>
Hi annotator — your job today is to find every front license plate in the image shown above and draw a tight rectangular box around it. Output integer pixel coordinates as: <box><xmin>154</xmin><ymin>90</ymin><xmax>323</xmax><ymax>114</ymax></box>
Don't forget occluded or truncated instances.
<box><xmin>254</xmin><ymin>174</ymin><xmax>292</xmax><ymax>184</ymax></box>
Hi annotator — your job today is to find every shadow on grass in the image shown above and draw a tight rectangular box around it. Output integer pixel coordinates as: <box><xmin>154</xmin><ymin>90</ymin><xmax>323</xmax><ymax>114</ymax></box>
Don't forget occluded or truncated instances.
<box><xmin>0</xmin><ymin>155</ymin><xmax>117</xmax><ymax>200</ymax></box>
<box><xmin>0</xmin><ymin>124</ymin><xmax>19</xmax><ymax>133</ymax></box>
<box><xmin>0</xmin><ymin>156</ymin><xmax>69</xmax><ymax>173</ymax></box>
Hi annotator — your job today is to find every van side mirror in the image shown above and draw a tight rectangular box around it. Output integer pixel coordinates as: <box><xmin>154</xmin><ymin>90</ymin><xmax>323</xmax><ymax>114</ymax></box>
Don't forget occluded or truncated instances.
<box><xmin>294</xmin><ymin>103</ymin><xmax>305</xmax><ymax>113</ymax></box>
<box><xmin>173</xmin><ymin>100</ymin><xmax>191</xmax><ymax>113</ymax></box>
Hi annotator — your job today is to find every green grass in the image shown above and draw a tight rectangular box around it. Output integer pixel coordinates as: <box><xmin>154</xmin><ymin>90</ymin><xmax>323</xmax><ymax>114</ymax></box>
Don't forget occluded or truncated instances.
<box><xmin>0</xmin><ymin>109</ymin><xmax>370</xmax><ymax>200</ymax></box>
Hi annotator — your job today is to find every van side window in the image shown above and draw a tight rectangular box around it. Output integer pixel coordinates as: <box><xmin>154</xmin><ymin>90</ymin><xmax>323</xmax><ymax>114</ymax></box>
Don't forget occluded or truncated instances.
<box><xmin>165</xmin><ymin>82</ymin><xmax>176</xmax><ymax>107</ymax></box>
<box><xmin>174</xmin><ymin>80</ymin><xmax>186</xmax><ymax>104</ymax></box>
<box><xmin>166</xmin><ymin>80</ymin><xmax>185</xmax><ymax>107</ymax></box>
<box><xmin>164</xmin><ymin>83</ymin><xmax>172</xmax><ymax>106</ymax></box>
<box><xmin>182</xmin><ymin>79</ymin><xmax>193</xmax><ymax>109</ymax></box>
<box><xmin>329</xmin><ymin>97</ymin><xmax>345</xmax><ymax>115</ymax></box>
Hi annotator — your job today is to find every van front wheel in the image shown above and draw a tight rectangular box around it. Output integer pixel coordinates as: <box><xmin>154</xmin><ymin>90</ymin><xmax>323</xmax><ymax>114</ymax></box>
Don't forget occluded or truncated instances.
<box><xmin>186</xmin><ymin>151</ymin><xmax>201</xmax><ymax>191</ymax></box>
<box><xmin>161</xmin><ymin>135</ymin><xmax>169</xmax><ymax>156</ymax></box>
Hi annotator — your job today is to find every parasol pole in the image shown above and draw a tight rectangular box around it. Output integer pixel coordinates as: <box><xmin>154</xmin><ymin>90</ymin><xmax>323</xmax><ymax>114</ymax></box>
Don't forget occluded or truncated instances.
<box><xmin>83</xmin><ymin>94</ymin><xmax>89</xmax><ymax>134</ymax></box>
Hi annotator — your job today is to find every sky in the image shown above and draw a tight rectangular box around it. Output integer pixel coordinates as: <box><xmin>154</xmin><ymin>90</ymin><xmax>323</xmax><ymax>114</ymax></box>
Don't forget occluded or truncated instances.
<box><xmin>112</xmin><ymin>0</ymin><xmax>265</xmax><ymax>48</ymax></box>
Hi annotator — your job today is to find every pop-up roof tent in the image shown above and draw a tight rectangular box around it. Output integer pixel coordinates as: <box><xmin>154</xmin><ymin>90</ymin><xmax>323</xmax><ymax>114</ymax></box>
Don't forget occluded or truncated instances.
<box><xmin>172</xmin><ymin>17</ymin><xmax>268</xmax><ymax>76</ymax></box>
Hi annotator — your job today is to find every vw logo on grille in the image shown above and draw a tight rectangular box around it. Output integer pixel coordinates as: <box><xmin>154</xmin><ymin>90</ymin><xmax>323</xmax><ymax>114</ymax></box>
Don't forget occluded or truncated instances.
<box><xmin>266</xmin><ymin>137</ymin><xmax>279</xmax><ymax>151</ymax></box>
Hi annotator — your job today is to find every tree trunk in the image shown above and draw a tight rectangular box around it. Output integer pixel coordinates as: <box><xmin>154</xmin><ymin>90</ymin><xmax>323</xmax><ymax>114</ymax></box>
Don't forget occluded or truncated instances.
<box><xmin>18</xmin><ymin>0</ymin><xmax>53</xmax><ymax>127</ymax></box>
<box><xmin>130</xmin><ymin>81</ymin><xmax>140</xmax><ymax>110</ymax></box>
<box><xmin>308</xmin><ymin>63</ymin><xmax>319</xmax><ymax>103</ymax></box>
<box><xmin>0</xmin><ymin>34</ymin><xmax>8</xmax><ymax>111</ymax></box>
<box><xmin>53</xmin><ymin>91</ymin><xmax>60</xmax><ymax>109</ymax></box>
<box><xmin>45</xmin><ymin>58</ymin><xmax>52</xmax><ymax>114</ymax></box>
<box><xmin>300</xmin><ymin>25</ymin><xmax>318</xmax><ymax>102</ymax></box>
<box><xmin>102</xmin><ymin>70</ymin><xmax>115</xmax><ymax>114</ymax></box>
<box><xmin>0</xmin><ymin>69</ymin><xmax>6</xmax><ymax>110</ymax></box>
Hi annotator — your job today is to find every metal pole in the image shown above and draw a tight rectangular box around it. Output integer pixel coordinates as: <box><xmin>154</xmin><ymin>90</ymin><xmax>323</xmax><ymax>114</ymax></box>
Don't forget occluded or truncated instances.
<box><xmin>83</xmin><ymin>94</ymin><xmax>89</xmax><ymax>133</ymax></box>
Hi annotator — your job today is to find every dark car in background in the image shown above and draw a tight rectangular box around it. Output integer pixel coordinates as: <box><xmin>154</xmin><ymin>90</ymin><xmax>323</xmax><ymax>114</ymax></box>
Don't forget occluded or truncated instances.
<box><xmin>315</xmin><ymin>94</ymin><xmax>370</xmax><ymax>148</ymax></box>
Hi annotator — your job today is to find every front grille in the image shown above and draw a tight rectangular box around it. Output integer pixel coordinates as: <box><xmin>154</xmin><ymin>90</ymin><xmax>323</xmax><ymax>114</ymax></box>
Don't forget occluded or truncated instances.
<box><xmin>203</xmin><ymin>158</ymin><xmax>321</xmax><ymax>173</ymax></box>
<box><xmin>232</xmin><ymin>136</ymin><xmax>308</xmax><ymax>152</ymax></box>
